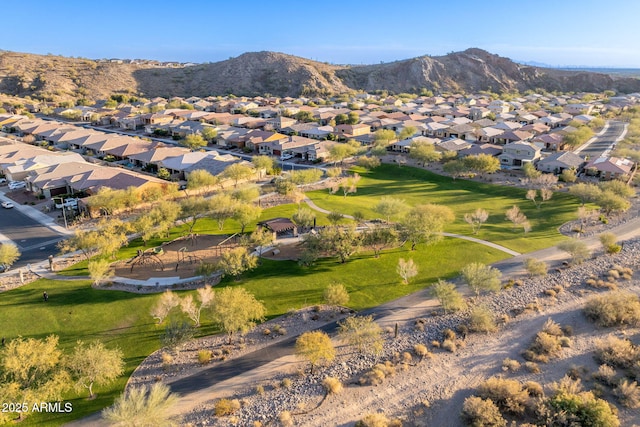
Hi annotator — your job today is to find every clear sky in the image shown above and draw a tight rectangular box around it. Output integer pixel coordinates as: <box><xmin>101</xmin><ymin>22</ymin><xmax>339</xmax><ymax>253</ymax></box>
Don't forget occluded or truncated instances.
<box><xmin>4</xmin><ymin>0</ymin><xmax>639</xmax><ymax>68</ymax></box>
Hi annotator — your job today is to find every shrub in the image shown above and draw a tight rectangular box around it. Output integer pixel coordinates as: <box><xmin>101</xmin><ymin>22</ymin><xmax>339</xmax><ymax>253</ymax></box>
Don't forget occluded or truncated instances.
<box><xmin>469</xmin><ymin>306</ymin><xmax>497</xmax><ymax>333</ymax></box>
<box><xmin>161</xmin><ymin>352</ymin><xmax>173</xmax><ymax>366</ymax></box>
<box><xmin>442</xmin><ymin>339</ymin><xmax>457</xmax><ymax>352</ymax></box>
<box><xmin>281</xmin><ymin>378</ymin><xmax>292</xmax><ymax>389</ymax></box>
<box><xmin>322</xmin><ymin>376</ymin><xmax>343</xmax><ymax>394</ymax></box>
<box><xmin>584</xmin><ymin>291</ymin><xmax>640</xmax><ymax>327</ymax></box>
<box><xmin>197</xmin><ymin>350</ymin><xmax>212</xmax><ymax>365</ymax></box>
<box><xmin>356</xmin><ymin>412</ymin><xmax>402</xmax><ymax>427</ymax></box>
<box><xmin>524</xmin><ymin>381</ymin><xmax>544</xmax><ymax>397</ymax></box>
<box><xmin>360</xmin><ymin>361</ymin><xmax>396</xmax><ymax>386</ymax></box>
<box><xmin>414</xmin><ymin>343</ymin><xmax>431</xmax><ymax>359</ymax></box>
<box><xmin>546</xmin><ymin>389</ymin><xmax>619</xmax><ymax>427</ymax></box>
<box><xmin>502</xmin><ymin>358</ymin><xmax>521</xmax><ymax>372</ymax></box>
<box><xmin>525</xmin><ymin>361</ymin><xmax>541</xmax><ymax>374</ymax></box>
<box><xmin>255</xmin><ymin>385</ymin><xmax>265</xmax><ymax>395</ymax></box>
<box><xmin>214</xmin><ymin>399</ymin><xmax>241</xmax><ymax>416</ymax></box>
<box><xmin>594</xmin><ymin>335</ymin><xmax>640</xmax><ymax>368</ymax></box>
<box><xmin>263</xmin><ymin>328</ymin><xmax>271</xmax><ymax>336</ymax></box>
<box><xmin>524</xmin><ymin>258</ymin><xmax>548</xmax><ymax>277</ymax></box>
<box><xmin>460</xmin><ymin>396</ymin><xmax>506</xmax><ymax>427</ymax></box>
<box><xmin>431</xmin><ymin>340</ymin><xmax>441</xmax><ymax>348</ymax></box>
<box><xmin>614</xmin><ymin>379</ymin><xmax>640</xmax><ymax>408</ymax></box>
<box><xmin>541</xmin><ymin>318</ymin><xmax>563</xmax><ymax>336</ymax></box>
<box><xmin>559</xmin><ymin>337</ymin><xmax>572</xmax><ymax>348</ymax></box>
<box><xmin>529</xmin><ymin>332</ymin><xmax>562</xmax><ymax>360</ymax></box>
<box><xmin>443</xmin><ymin>328</ymin><xmax>456</xmax><ymax>340</ymax></box>
<box><xmin>477</xmin><ymin>377</ymin><xmax>529</xmax><ymax>415</ymax></box>
<box><xmin>279</xmin><ymin>410</ymin><xmax>294</xmax><ymax>427</ymax></box>
<box><xmin>592</xmin><ymin>364</ymin><xmax>617</xmax><ymax>385</ymax></box>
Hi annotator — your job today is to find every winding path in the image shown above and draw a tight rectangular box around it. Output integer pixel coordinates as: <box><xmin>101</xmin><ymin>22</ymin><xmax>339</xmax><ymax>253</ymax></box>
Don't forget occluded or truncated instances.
<box><xmin>303</xmin><ymin>198</ymin><xmax>521</xmax><ymax>256</ymax></box>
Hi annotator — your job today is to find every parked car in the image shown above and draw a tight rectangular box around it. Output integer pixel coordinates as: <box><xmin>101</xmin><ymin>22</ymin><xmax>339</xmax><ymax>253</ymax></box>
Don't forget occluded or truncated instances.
<box><xmin>8</xmin><ymin>181</ymin><xmax>26</xmax><ymax>190</ymax></box>
<box><xmin>1</xmin><ymin>201</ymin><xmax>14</xmax><ymax>209</ymax></box>
<box><xmin>0</xmin><ymin>178</ymin><xmax>7</xmax><ymax>184</ymax></box>
<box><xmin>54</xmin><ymin>198</ymin><xmax>78</xmax><ymax>209</ymax></box>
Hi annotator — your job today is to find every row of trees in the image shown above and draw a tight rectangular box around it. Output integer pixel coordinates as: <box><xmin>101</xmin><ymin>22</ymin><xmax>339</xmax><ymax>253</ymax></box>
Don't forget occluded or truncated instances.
<box><xmin>0</xmin><ymin>336</ymin><xmax>124</xmax><ymax>422</ymax></box>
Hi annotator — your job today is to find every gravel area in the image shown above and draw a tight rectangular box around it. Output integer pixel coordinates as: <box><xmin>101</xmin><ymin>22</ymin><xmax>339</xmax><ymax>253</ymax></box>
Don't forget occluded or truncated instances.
<box><xmin>175</xmin><ymin>239</ymin><xmax>640</xmax><ymax>427</ymax></box>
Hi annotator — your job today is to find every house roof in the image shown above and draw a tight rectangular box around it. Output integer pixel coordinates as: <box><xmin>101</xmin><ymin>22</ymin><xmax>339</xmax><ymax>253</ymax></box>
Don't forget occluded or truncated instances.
<box><xmin>538</xmin><ymin>151</ymin><xmax>585</xmax><ymax>168</ymax></box>
<box><xmin>585</xmin><ymin>156</ymin><xmax>634</xmax><ymax>174</ymax></box>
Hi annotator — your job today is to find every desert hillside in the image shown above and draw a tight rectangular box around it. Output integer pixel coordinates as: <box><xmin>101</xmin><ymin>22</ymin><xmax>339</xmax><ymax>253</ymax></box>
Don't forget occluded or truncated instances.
<box><xmin>0</xmin><ymin>48</ymin><xmax>638</xmax><ymax>102</ymax></box>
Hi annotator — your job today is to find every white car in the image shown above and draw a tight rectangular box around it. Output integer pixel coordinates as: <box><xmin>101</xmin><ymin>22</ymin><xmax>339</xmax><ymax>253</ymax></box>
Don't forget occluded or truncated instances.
<box><xmin>8</xmin><ymin>181</ymin><xmax>26</xmax><ymax>190</ymax></box>
<box><xmin>55</xmin><ymin>198</ymin><xmax>79</xmax><ymax>209</ymax></box>
<box><xmin>1</xmin><ymin>201</ymin><xmax>14</xmax><ymax>209</ymax></box>
<box><xmin>280</xmin><ymin>153</ymin><xmax>294</xmax><ymax>161</ymax></box>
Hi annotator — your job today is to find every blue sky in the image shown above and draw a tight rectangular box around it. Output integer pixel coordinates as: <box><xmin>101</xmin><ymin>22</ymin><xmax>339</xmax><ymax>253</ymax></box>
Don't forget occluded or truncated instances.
<box><xmin>4</xmin><ymin>0</ymin><xmax>639</xmax><ymax>68</ymax></box>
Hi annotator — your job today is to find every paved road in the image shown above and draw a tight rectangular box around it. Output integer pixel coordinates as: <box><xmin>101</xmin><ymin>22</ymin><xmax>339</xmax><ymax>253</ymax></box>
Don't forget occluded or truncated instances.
<box><xmin>0</xmin><ymin>190</ymin><xmax>69</xmax><ymax>270</ymax></box>
<box><xmin>575</xmin><ymin>120</ymin><xmax>626</xmax><ymax>159</ymax></box>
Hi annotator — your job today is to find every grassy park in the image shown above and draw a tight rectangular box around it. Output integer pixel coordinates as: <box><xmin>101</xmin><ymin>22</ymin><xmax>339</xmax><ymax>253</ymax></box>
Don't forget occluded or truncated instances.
<box><xmin>0</xmin><ymin>164</ymin><xmax>582</xmax><ymax>424</ymax></box>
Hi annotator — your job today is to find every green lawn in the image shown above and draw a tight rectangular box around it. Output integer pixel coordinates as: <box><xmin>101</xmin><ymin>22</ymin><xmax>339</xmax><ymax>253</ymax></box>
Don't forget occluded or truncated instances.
<box><xmin>2</xmin><ymin>236</ymin><xmax>506</xmax><ymax>425</ymax></box>
<box><xmin>308</xmin><ymin>164</ymin><xmax>579</xmax><ymax>253</ymax></box>
<box><xmin>0</xmin><ymin>279</ymin><xmax>218</xmax><ymax>426</ymax></box>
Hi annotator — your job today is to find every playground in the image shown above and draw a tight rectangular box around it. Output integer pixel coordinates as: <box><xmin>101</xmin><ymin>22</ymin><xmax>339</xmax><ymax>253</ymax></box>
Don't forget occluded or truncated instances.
<box><xmin>112</xmin><ymin>234</ymin><xmax>241</xmax><ymax>280</ymax></box>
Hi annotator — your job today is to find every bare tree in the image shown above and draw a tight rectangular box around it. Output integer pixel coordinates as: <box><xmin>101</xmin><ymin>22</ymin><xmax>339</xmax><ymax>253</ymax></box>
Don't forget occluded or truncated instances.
<box><xmin>397</xmin><ymin>258</ymin><xmax>418</xmax><ymax>284</ymax></box>
<box><xmin>505</xmin><ymin>205</ymin><xmax>529</xmax><ymax>233</ymax></box>
<box><xmin>150</xmin><ymin>290</ymin><xmax>180</xmax><ymax>324</ymax></box>
<box><xmin>464</xmin><ymin>208</ymin><xmax>489</xmax><ymax>234</ymax></box>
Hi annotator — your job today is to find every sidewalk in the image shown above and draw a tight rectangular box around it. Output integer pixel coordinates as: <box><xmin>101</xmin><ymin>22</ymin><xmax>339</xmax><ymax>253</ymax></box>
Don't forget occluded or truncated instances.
<box><xmin>0</xmin><ymin>187</ymin><xmax>72</xmax><ymax>236</ymax></box>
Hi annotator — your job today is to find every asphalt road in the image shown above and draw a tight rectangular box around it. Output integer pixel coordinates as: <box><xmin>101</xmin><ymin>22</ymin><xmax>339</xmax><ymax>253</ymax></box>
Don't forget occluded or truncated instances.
<box><xmin>0</xmin><ymin>205</ymin><xmax>65</xmax><ymax>269</ymax></box>
<box><xmin>577</xmin><ymin>120</ymin><xmax>625</xmax><ymax>159</ymax></box>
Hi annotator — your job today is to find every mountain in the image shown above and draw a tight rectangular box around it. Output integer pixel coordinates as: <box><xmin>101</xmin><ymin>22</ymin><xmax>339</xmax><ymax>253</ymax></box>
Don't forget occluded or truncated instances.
<box><xmin>0</xmin><ymin>48</ymin><xmax>638</xmax><ymax>102</ymax></box>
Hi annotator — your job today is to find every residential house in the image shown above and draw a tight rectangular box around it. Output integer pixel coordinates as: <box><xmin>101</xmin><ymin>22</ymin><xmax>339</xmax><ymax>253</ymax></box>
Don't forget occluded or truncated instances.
<box><xmin>128</xmin><ymin>146</ymin><xmax>190</xmax><ymax>171</ymax></box>
<box><xmin>584</xmin><ymin>156</ymin><xmax>634</xmax><ymax>180</ymax></box>
<box><xmin>498</xmin><ymin>141</ymin><xmax>541</xmax><ymax>169</ymax></box>
<box><xmin>536</xmin><ymin>151</ymin><xmax>585</xmax><ymax>173</ymax></box>
<box><xmin>457</xmin><ymin>143</ymin><xmax>503</xmax><ymax>158</ymax></box>
<box><xmin>334</xmin><ymin>123</ymin><xmax>371</xmax><ymax>139</ymax></box>
<box><xmin>533</xmin><ymin>133</ymin><xmax>566</xmax><ymax>152</ymax></box>
<box><xmin>436</xmin><ymin>138</ymin><xmax>472</xmax><ymax>154</ymax></box>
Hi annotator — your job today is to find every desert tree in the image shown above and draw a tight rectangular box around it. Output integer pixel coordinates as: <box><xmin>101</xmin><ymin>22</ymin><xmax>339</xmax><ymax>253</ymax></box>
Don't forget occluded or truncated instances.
<box><xmin>399</xmin><ymin>203</ymin><xmax>455</xmax><ymax>250</ymax></box>
<box><xmin>338</xmin><ymin>315</ymin><xmax>384</xmax><ymax>356</ymax></box>
<box><xmin>323</xmin><ymin>283</ymin><xmax>350</xmax><ymax>308</ymax></box>
<box><xmin>560</xmin><ymin>168</ymin><xmax>577</xmax><ymax>183</ymax></box>
<box><xmin>68</xmin><ymin>340</ymin><xmax>124</xmax><ymax>399</ymax></box>
<box><xmin>577</xmin><ymin>206</ymin><xmax>597</xmax><ymax>234</ymax></box>
<box><xmin>409</xmin><ymin>140</ymin><xmax>441</xmax><ymax>166</ymax></box>
<box><xmin>200</xmin><ymin>126</ymin><xmax>217</xmax><ymax>142</ymax></box>
<box><xmin>252</xmin><ymin>155</ymin><xmax>274</xmax><ymax>178</ymax></box>
<box><xmin>597</xmin><ymin>189</ymin><xmax>631</xmax><ymax>216</ymax></box>
<box><xmin>568</xmin><ymin>182</ymin><xmax>601</xmax><ymax>206</ymax></box>
<box><xmin>357</xmin><ymin>155</ymin><xmax>381</xmax><ymax>170</ymax></box>
<box><xmin>362</xmin><ymin>226</ymin><xmax>398</xmax><ymax>258</ymax></box>
<box><xmin>0</xmin><ymin>336</ymin><xmax>70</xmax><ymax>421</ymax></box>
<box><xmin>463</xmin><ymin>153</ymin><xmax>500</xmax><ymax>178</ymax></box>
<box><xmin>150</xmin><ymin>290</ymin><xmax>181</xmax><ymax>324</ymax></box>
<box><xmin>221</xmin><ymin>162</ymin><xmax>254</xmax><ymax>187</ymax></box>
<box><xmin>442</xmin><ymin>159</ymin><xmax>468</xmax><ymax>179</ymax></box>
<box><xmin>524</xmin><ymin>258</ymin><xmax>548</xmax><ymax>277</ymax></box>
<box><xmin>181</xmin><ymin>134</ymin><xmax>207</xmax><ymax>151</ymax></box>
<box><xmin>208</xmin><ymin>193</ymin><xmax>236</xmax><ymax>230</ymax></box>
<box><xmin>461</xmin><ymin>262</ymin><xmax>502</xmax><ymax>297</ymax></box>
<box><xmin>88</xmin><ymin>259</ymin><xmax>114</xmax><ymax>286</ymax></box>
<box><xmin>179</xmin><ymin>285</ymin><xmax>214</xmax><ymax>327</ymax></box>
<box><xmin>295</xmin><ymin>331</ymin><xmax>336</xmax><ymax>374</ymax></box>
<box><xmin>218</xmin><ymin>247</ymin><xmax>258</xmax><ymax>279</ymax></box>
<box><xmin>231</xmin><ymin>184</ymin><xmax>260</xmax><ymax>203</ymax></box>
<box><xmin>102</xmin><ymin>383</ymin><xmax>178</xmax><ymax>427</ymax></box>
<box><xmin>397</xmin><ymin>258</ymin><xmax>418</xmax><ymax>285</ymax></box>
<box><xmin>327</xmin><ymin>211</ymin><xmax>344</xmax><ymax>225</ymax></box>
<box><xmin>179</xmin><ymin>196</ymin><xmax>211</xmax><ymax>235</ymax></box>
<box><xmin>292</xmin><ymin>207</ymin><xmax>316</xmax><ymax>231</ymax></box>
<box><xmin>249</xmin><ymin>226</ymin><xmax>274</xmax><ymax>257</ymax></box>
<box><xmin>526</xmin><ymin>189</ymin><xmax>553</xmax><ymax>208</ymax></box>
<box><xmin>557</xmin><ymin>239</ymin><xmax>591</xmax><ymax>265</ymax></box>
<box><xmin>161</xmin><ymin>320</ymin><xmax>195</xmax><ymax>352</ymax></box>
<box><xmin>373</xmin><ymin>196</ymin><xmax>409</xmax><ymax>223</ymax></box>
<box><xmin>232</xmin><ymin>202</ymin><xmax>262</xmax><ymax>234</ymax></box>
<box><xmin>0</xmin><ymin>242</ymin><xmax>21</xmax><ymax>270</ymax></box>
<box><xmin>463</xmin><ymin>208</ymin><xmax>489</xmax><ymax>234</ymax></box>
<box><xmin>320</xmin><ymin>225</ymin><xmax>361</xmax><ymax>263</ymax></box>
<box><xmin>335</xmin><ymin>172</ymin><xmax>361</xmax><ymax>197</ymax></box>
<box><xmin>505</xmin><ymin>205</ymin><xmax>530</xmax><ymax>233</ymax></box>
<box><xmin>209</xmin><ymin>287</ymin><xmax>266</xmax><ymax>344</ymax></box>
<box><xmin>186</xmin><ymin>169</ymin><xmax>218</xmax><ymax>194</ymax></box>
<box><xmin>431</xmin><ymin>279</ymin><xmax>467</xmax><ymax>313</ymax></box>
<box><xmin>599</xmin><ymin>179</ymin><xmax>636</xmax><ymax>198</ymax></box>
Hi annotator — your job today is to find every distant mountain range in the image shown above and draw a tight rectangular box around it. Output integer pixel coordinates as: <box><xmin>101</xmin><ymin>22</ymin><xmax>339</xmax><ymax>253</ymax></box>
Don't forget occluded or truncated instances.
<box><xmin>0</xmin><ymin>48</ymin><xmax>639</xmax><ymax>102</ymax></box>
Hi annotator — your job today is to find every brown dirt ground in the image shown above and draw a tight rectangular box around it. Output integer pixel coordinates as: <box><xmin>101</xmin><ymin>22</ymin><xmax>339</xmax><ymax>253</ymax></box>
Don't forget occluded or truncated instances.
<box><xmin>112</xmin><ymin>234</ymin><xmax>240</xmax><ymax>280</ymax></box>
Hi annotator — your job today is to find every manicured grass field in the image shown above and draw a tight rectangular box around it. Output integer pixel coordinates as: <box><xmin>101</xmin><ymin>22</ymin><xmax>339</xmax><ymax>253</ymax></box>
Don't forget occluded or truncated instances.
<box><xmin>308</xmin><ymin>164</ymin><xmax>579</xmax><ymax>253</ymax></box>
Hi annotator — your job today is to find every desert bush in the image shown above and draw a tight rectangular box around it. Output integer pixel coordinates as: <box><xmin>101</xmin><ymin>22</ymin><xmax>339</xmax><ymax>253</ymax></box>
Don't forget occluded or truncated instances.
<box><xmin>161</xmin><ymin>352</ymin><xmax>173</xmax><ymax>366</ymax></box>
<box><xmin>525</xmin><ymin>361</ymin><xmax>541</xmax><ymax>374</ymax></box>
<box><xmin>460</xmin><ymin>396</ymin><xmax>506</xmax><ymax>427</ymax></box>
<box><xmin>614</xmin><ymin>379</ymin><xmax>640</xmax><ymax>408</ymax></box>
<box><xmin>477</xmin><ymin>376</ymin><xmax>529</xmax><ymax>415</ymax></box>
<box><xmin>255</xmin><ymin>385</ymin><xmax>265</xmax><ymax>395</ymax></box>
<box><xmin>584</xmin><ymin>291</ymin><xmax>640</xmax><ymax>327</ymax></box>
<box><xmin>214</xmin><ymin>398</ymin><xmax>241</xmax><ymax>416</ymax></box>
<box><xmin>559</xmin><ymin>337</ymin><xmax>572</xmax><ymax>348</ymax></box>
<box><xmin>431</xmin><ymin>340</ymin><xmax>441</xmax><ymax>348</ymax></box>
<box><xmin>592</xmin><ymin>364</ymin><xmax>617</xmax><ymax>385</ymax></box>
<box><xmin>281</xmin><ymin>378</ymin><xmax>292</xmax><ymax>389</ymax></box>
<box><xmin>279</xmin><ymin>410</ymin><xmax>294</xmax><ymax>427</ymax></box>
<box><xmin>544</xmin><ymin>289</ymin><xmax>556</xmax><ymax>298</ymax></box>
<box><xmin>456</xmin><ymin>324</ymin><xmax>470</xmax><ymax>337</ymax></box>
<box><xmin>322</xmin><ymin>376</ymin><xmax>343</xmax><ymax>394</ymax></box>
<box><xmin>263</xmin><ymin>328</ymin><xmax>271</xmax><ymax>336</ymax></box>
<box><xmin>566</xmin><ymin>365</ymin><xmax>588</xmax><ymax>380</ymax></box>
<box><xmin>442</xmin><ymin>339</ymin><xmax>457</xmax><ymax>352</ymax></box>
<box><xmin>469</xmin><ymin>306</ymin><xmax>497</xmax><ymax>333</ymax></box>
<box><xmin>360</xmin><ymin>361</ymin><xmax>396</xmax><ymax>386</ymax></box>
<box><xmin>356</xmin><ymin>412</ymin><xmax>402</xmax><ymax>427</ymax></box>
<box><xmin>561</xmin><ymin>325</ymin><xmax>573</xmax><ymax>336</ymax></box>
<box><xmin>608</xmin><ymin>269</ymin><xmax>620</xmax><ymax>279</ymax></box>
<box><xmin>524</xmin><ymin>258</ymin><xmax>548</xmax><ymax>277</ymax></box>
<box><xmin>541</xmin><ymin>318</ymin><xmax>563</xmax><ymax>336</ymax></box>
<box><xmin>528</xmin><ymin>331</ymin><xmax>562</xmax><ymax>361</ymax></box>
<box><xmin>525</xmin><ymin>381</ymin><xmax>544</xmax><ymax>398</ymax></box>
<box><xmin>546</xmin><ymin>389</ymin><xmax>620</xmax><ymax>427</ymax></box>
<box><xmin>443</xmin><ymin>328</ymin><xmax>456</xmax><ymax>340</ymax></box>
<box><xmin>502</xmin><ymin>358</ymin><xmax>521</xmax><ymax>372</ymax></box>
<box><xmin>595</xmin><ymin>335</ymin><xmax>640</xmax><ymax>368</ymax></box>
<box><xmin>197</xmin><ymin>349</ymin><xmax>212</xmax><ymax>365</ymax></box>
<box><xmin>413</xmin><ymin>343</ymin><xmax>431</xmax><ymax>359</ymax></box>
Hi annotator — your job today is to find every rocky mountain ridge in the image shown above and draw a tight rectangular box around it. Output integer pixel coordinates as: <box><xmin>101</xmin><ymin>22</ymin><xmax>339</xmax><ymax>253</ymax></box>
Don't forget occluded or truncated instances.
<box><xmin>0</xmin><ymin>48</ymin><xmax>638</xmax><ymax>102</ymax></box>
